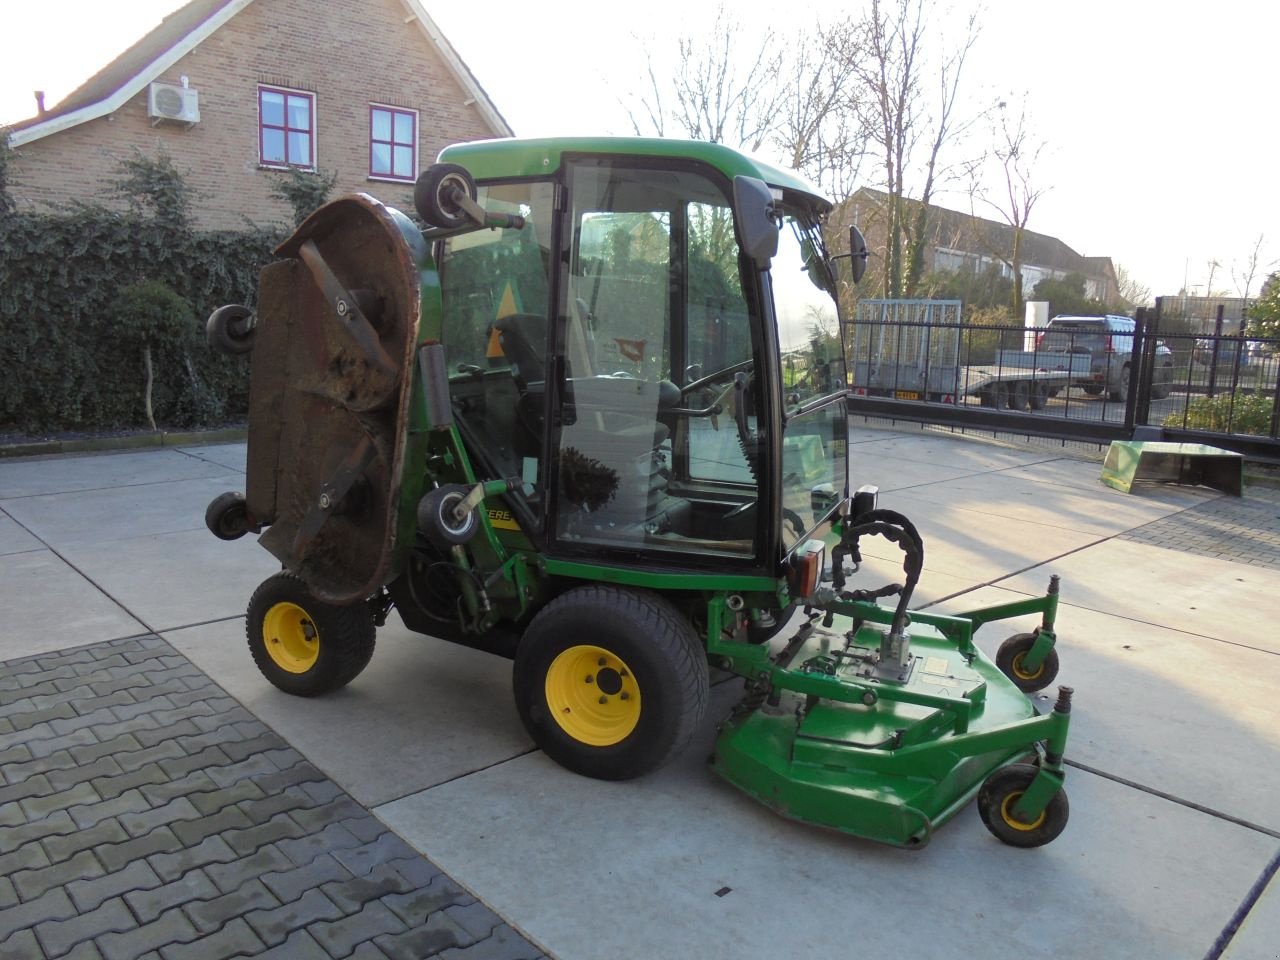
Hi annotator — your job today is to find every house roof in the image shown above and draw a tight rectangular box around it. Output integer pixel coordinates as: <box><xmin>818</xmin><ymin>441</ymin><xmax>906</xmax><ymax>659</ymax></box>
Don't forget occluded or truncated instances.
<box><xmin>7</xmin><ymin>0</ymin><xmax>512</xmax><ymax>147</ymax></box>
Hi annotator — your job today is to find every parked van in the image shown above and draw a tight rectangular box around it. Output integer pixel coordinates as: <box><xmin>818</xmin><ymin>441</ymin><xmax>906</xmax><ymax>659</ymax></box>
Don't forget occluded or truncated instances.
<box><xmin>1037</xmin><ymin>314</ymin><xmax>1173</xmax><ymax>401</ymax></box>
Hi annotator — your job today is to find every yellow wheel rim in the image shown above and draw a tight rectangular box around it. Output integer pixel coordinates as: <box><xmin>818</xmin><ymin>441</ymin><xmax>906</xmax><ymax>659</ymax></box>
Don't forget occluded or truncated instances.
<box><xmin>262</xmin><ymin>601</ymin><xmax>320</xmax><ymax>674</ymax></box>
<box><xmin>1010</xmin><ymin>651</ymin><xmax>1043</xmax><ymax>681</ymax></box>
<box><xmin>999</xmin><ymin>791</ymin><xmax>1047</xmax><ymax>832</ymax></box>
<box><xmin>544</xmin><ymin>644</ymin><xmax>641</xmax><ymax>746</ymax></box>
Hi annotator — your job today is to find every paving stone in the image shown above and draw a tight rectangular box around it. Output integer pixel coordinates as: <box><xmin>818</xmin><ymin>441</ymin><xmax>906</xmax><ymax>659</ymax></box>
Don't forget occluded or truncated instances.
<box><xmin>374</xmin><ymin>914</ymin><xmax>468</xmax><ymax>960</ymax></box>
<box><xmin>222</xmin><ymin>813</ymin><xmax>308</xmax><ymax>857</ymax></box>
<box><xmin>21</xmin><ymin>780</ymin><xmax>102</xmax><ymax>819</ymax></box>
<box><xmin>0</xmin><ymin>886</ymin><xmax>76</xmax><ymax>943</ymax></box>
<box><xmin>183</xmin><ymin>878</ymin><xmax>279</xmax><ymax>934</ymax></box>
<box><xmin>72</xmin><ymin>690</ymin><xmax>138</xmax><ymax>717</ymax></box>
<box><xmin>87</xmin><ymin>715</ymin><xmax>165</xmax><ymax>745</ymax></box>
<box><xmin>50</xmin><ymin>705</ymin><xmax>122</xmax><ymax>736</ymax></box>
<box><xmin>34</xmin><ymin>895</ymin><xmax>135</xmax><ymax>958</ymax></box>
<box><xmin>46</xmin><ymin>756</ymin><xmax>125</xmax><ymax>793</ymax></box>
<box><xmin>61</xmin><ymin>940</ymin><xmax>108</xmax><ymax>960</ymax></box>
<box><xmin>125</xmin><ymin>869</ymin><xmax>219</xmax><ymax>924</ymax></box>
<box><xmin>118</xmin><ymin>797</ymin><xmax>200</xmax><ymax>838</ymax></box>
<box><xmin>68</xmin><ymin>790</ymin><xmax>151</xmax><ymax>830</ymax></box>
<box><xmin>243</xmin><ymin>928</ymin><xmax>331</xmax><ymax>960</ymax></box>
<box><xmin>340</xmin><ymin>814</ymin><xmax>389</xmax><ymax>844</ymax></box>
<box><xmin>385</xmin><ymin>856</ymin><xmax>445</xmax><ymax>890</ymax></box>
<box><xmin>158</xmin><ymin>917</ymin><xmax>264</xmax><ymax>960</ymax></box>
<box><xmin>260</xmin><ymin>747</ymin><xmax>306</xmax><ymax>770</ymax></box>
<box><xmin>132</xmin><ymin>719</ymin><xmax>201</xmax><ymax>749</ymax></box>
<box><xmin>277</xmin><ymin>822</ymin><xmax>364</xmax><ymax>868</ymax></box>
<box><xmin>0</xmin><ymin>678</ymin><xmax>61</xmax><ymax>705</ymax></box>
<box><xmin>382</xmin><ymin>876</ymin><xmax>470</xmax><ymax>927</ymax></box>
<box><xmin>309</xmin><ymin>901</ymin><xmax>407</xmax><ymax>959</ymax></box>
<box><xmin>331</xmin><ymin>832</ymin><xmax>417</xmax><ymax>877</ymax></box>
<box><xmin>437</xmin><ymin>925</ymin><xmax>543</xmax><ymax>960</ymax></box>
<box><xmin>0</xmin><ymin>772</ymin><xmax>51</xmax><ymax>805</ymax></box>
<box><xmin>188</xmin><ymin>779</ymin><xmax>265</xmax><ymax>816</ymax></box>
<box><xmin>220</xmin><ymin>731</ymin><xmax>290</xmax><ymax>763</ymax></box>
<box><xmin>43</xmin><ymin>818</ymin><xmax>129</xmax><ymax>864</ymax></box>
<box><xmin>237</xmin><ymin>789</ymin><xmax>314</xmax><ymax>826</ymax></box>
<box><xmin>67</xmin><ymin>859</ymin><xmax>162</xmax><ymax>912</ymax></box>
<box><xmin>205</xmin><ymin>754</ymin><xmax>280</xmax><ymax>788</ymax></box>
<box><xmin>96</xmin><ymin>909</ymin><xmax>200</xmax><ymax>960</ymax></box>
<box><xmin>90</xmin><ymin>763</ymin><xmax>169</xmax><ymax>802</ymax></box>
<box><xmin>0</xmin><ymin>741</ymin><xmax>33</xmax><ymax>768</ymax></box>
<box><xmin>321</xmin><ymin>863</ymin><xmax>415</xmax><ymax>915</ymax></box>
<box><xmin>158</xmin><ymin>744</ymin><xmax>232</xmax><ymax>781</ymax></box>
<box><xmin>169</xmin><ymin>804</ymin><xmax>252</xmax><ymax>847</ymax></box>
<box><xmin>204</xmin><ymin>844</ymin><xmax>295</xmax><ymax>895</ymax></box>
<box><xmin>0</xmin><ymin>876</ymin><xmax>15</xmax><ymax>910</ymax></box>
<box><xmin>246</xmin><ymin>761</ymin><xmax>328</xmax><ymax>797</ymax></box>
<box><xmin>289</xmin><ymin>797</ymin><xmax>367</xmax><ymax>834</ymax></box>
<box><xmin>0</xmin><ymin>803</ymin><xmax>25</xmax><ymax>828</ymax></box>
<box><xmin>97</xmin><ymin>826</ymin><xmax>182</xmax><ymax>873</ymax></box>
<box><xmin>0</xmin><ymin>929</ymin><xmax>41</xmax><ymax>960</ymax></box>
<box><xmin>191</xmin><ymin>706</ymin><xmax>258</xmax><ymax>732</ymax></box>
<box><xmin>4</xmin><ymin>748</ymin><xmax>77</xmax><ymax>785</ymax></box>
<box><xmin>24</xmin><ymin>726</ymin><xmax>99</xmax><ymax>759</ymax></box>
<box><xmin>148</xmin><ymin>835</ymin><xmax>238</xmax><ymax>882</ymax></box>
<box><xmin>172</xmin><ymin>723</ymin><xmax>249</xmax><ymax>755</ymax></box>
<box><xmin>443</xmin><ymin>901</ymin><xmax>504</xmax><ymax>943</ymax></box>
<box><xmin>10</xmin><ymin>701</ymin><xmax>77</xmax><ymax>731</ymax></box>
<box><xmin>0</xmin><ymin>809</ymin><xmax>75</xmax><ymax>855</ymax></box>
<box><xmin>260</xmin><ymin>853</ymin><xmax>353</xmax><ymax>904</ymax></box>
<box><xmin>17</xmin><ymin>849</ymin><xmax>108</xmax><ymax>902</ymax></box>
<box><xmin>70</xmin><ymin>733</ymin><xmax>143</xmax><ymax>766</ymax></box>
<box><xmin>299</xmin><ymin>780</ymin><xmax>345</xmax><ymax>806</ymax></box>
<box><xmin>113</xmin><ymin>739</ymin><xmax>187</xmax><ymax>774</ymax></box>
<box><xmin>0</xmin><ymin>839</ymin><xmax>52</xmax><ymax>879</ymax></box>
<box><xmin>138</xmin><ymin>769</ymin><xmax>220</xmax><ymax>806</ymax></box>
<box><xmin>244</xmin><ymin>888</ymin><xmax>347</xmax><ymax>947</ymax></box>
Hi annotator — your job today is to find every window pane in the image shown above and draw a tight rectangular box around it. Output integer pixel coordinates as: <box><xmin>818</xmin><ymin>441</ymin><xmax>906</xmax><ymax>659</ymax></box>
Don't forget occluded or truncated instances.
<box><xmin>392</xmin><ymin>145</ymin><xmax>413</xmax><ymax>178</ymax></box>
<box><xmin>371</xmin><ymin>142</ymin><xmax>391</xmax><ymax>175</ymax></box>
<box><xmin>260</xmin><ymin>90</ymin><xmax>284</xmax><ymax>127</ymax></box>
<box><xmin>371</xmin><ymin>109</ymin><xmax>391</xmax><ymax>142</ymax></box>
<box><xmin>288</xmin><ymin>131</ymin><xmax>310</xmax><ymax>166</ymax></box>
<box><xmin>393</xmin><ymin>112</ymin><xmax>414</xmax><ymax>144</ymax></box>
<box><xmin>262</xmin><ymin>128</ymin><xmax>285</xmax><ymax>163</ymax></box>
<box><xmin>286</xmin><ymin>95</ymin><xmax>310</xmax><ymax>130</ymax></box>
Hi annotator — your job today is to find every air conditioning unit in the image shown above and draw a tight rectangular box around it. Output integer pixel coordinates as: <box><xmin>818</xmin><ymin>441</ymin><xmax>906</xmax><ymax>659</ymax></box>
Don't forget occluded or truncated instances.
<box><xmin>147</xmin><ymin>82</ymin><xmax>200</xmax><ymax>125</ymax></box>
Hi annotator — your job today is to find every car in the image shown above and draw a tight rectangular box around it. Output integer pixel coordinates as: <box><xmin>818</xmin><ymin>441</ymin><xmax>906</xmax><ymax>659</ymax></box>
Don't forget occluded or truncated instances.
<box><xmin>1193</xmin><ymin>337</ymin><xmax>1261</xmax><ymax>366</ymax></box>
<box><xmin>1037</xmin><ymin>314</ymin><xmax>1174</xmax><ymax>401</ymax></box>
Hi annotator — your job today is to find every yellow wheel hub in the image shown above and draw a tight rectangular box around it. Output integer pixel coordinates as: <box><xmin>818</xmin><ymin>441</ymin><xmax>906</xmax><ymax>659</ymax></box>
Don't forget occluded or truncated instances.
<box><xmin>545</xmin><ymin>644</ymin><xmax>641</xmax><ymax>746</ymax></box>
<box><xmin>999</xmin><ymin>791</ymin><xmax>1047</xmax><ymax>832</ymax></box>
<box><xmin>262</xmin><ymin>601</ymin><xmax>320</xmax><ymax>674</ymax></box>
<box><xmin>1010</xmin><ymin>651</ymin><xmax>1042</xmax><ymax>681</ymax></box>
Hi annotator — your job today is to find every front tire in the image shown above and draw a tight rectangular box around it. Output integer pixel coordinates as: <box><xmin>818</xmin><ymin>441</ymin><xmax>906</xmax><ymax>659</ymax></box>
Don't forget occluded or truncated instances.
<box><xmin>513</xmin><ymin>585</ymin><xmax>708</xmax><ymax>780</ymax></box>
<box><xmin>978</xmin><ymin>763</ymin><xmax>1069</xmax><ymax>847</ymax></box>
<box><xmin>247</xmin><ymin>573</ymin><xmax>376</xmax><ymax>696</ymax></box>
<box><xmin>995</xmin><ymin>632</ymin><xmax>1060</xmax><ymax>693</ymax></box>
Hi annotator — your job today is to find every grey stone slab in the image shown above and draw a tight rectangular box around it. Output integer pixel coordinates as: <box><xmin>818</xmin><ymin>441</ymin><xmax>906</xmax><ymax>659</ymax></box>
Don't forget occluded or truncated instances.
<box><xmin>850</xmin><ymin>452</ymin><xmax>993</xmax><ymax>491</ymax></box>
<box><xmin>1223</xmin><ymin>864</ymin><xmax>1280</xmax><ymax>960</ymax></box>
<box><xmin>0</xmin><ymin>551</ymin><xmax>146</xmax><ymax>659</ymax></box>
<box><xmin>0</xmin><ymin>512</ymin><xmax>43</xmax><ymax>556</ymax></box>
<box><xmin>56</xmin><ymin>529</ymin><xmax>280</xmax><ymax>632</ymax></box>
<box><xmin>176</xmin><ymin>442</ymin><xmax>247</xmax><ymax>473</ymax></box>
<box><xmin>164</xmin><ymin>619</ymin><xmax>535</xmax><ymax>808</ymax></box>
<box><xmin>0</xmin><ymin>450</ymin><xmax>234</xmax><ymax>499</ymax></box>
<box><xmin>846</xmin><ymin>433</ymin><xmax>1054</xmax><ymax>472</ymax></box>
<box><xmin>377</xmin><ymin>684</ymin><xmax>1278</xmax><ymax>960</ymax></box>
<box><xmin>1000</xmin><ymin>538</ymin><xmax>1280</xmax><ymax>655</ymax></box>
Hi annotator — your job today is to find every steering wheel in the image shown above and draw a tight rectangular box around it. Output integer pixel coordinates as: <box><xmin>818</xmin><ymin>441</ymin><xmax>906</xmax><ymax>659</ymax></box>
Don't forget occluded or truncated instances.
<box><xmin>679</xmin><ymin>358</ymin><xmax>754</xmax><ymax>398</ymax></box>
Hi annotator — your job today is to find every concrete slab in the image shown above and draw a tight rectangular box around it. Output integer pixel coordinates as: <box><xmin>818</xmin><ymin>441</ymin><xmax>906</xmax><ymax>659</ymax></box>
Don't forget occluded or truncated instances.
<box><xmin>177</xmin><ymin>441</ymin><xmax>247</xmax><ymax>472</ymax></box>
<box><xmin>377</xmin><ymin>685</ymin><xmax>1276</xmax><ymax>960</ymax></box>
<box><xmin>0</xmin><ymin>511</ymin><xmax>43</xmax><ymax>556</ymax></box>
<box><xmin>56</xmin><ymin>528</ymin><xmax>279</xmax><ymax>632</ymax></box>
<box><xmin>2</xmin><ymin>474</ymin><xmax>244</xmax><ymax>549</ymax></box>
<box><xmin>165</xmin><ymin>618</ymin><xmax>534</xmax><ymax>808</ymax></box>
<box><xmin>845</xmin><ymin>433</ymin><xmax>1056</xmax><ymax>471</ymax></box>
<box><xmin>1000</xmin><ymin>538</ymin><xmax>1280</xmax><ymax>655</ymax></box>
<box><xmin>1003</xmin><ymin>457</ymin><xmax>1222</xmax><ymax>506</ymax></box>
<box><xmin>850</xmin><ymin>453</ymin><xmax>990</xmax><ymax>492</ymax></box>
<box><xmin>933</xmin><ymin>585</ymin><xmax>1280</xmax><ymax>833</ymax></box>
<box><xmin>1224</xmin><ymin>866</ymin><xmax>1280</xmax><ymax>960</ymax></box>
<box><xmin>0</xmin><ymin>550</ymin><xmax>145</xmax><ymax>657</ymax></box>
<box><xmin>0</xmin><ymin>448</ymin><xmax>233</xmax><ymax>499</ymax></box>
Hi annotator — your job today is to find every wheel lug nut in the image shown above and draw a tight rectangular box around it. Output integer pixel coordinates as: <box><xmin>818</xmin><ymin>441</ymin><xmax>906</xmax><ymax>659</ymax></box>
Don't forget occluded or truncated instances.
<box><xmin>598</xmin><ymin>658</ymin><xmax>607</xmax><ymax>667</ymax></box>
<box><xmin>620</xmin><ymin>693</ymin><xmax>629</xmax><ymax>700</ymax></box>
<box><xmin>585</xmin><ymin>676</ymin><xmax>593</xmax><ymax>683</ymax></box>
<box><xmin>598</xmin><ymin>696</ymin><xmax>608</xmax><ymax>704</ymax></box>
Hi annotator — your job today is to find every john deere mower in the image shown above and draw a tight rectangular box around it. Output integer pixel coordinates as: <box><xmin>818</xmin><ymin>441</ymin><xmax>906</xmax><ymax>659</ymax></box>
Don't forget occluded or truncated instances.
<box><xmin>206</xmin><ymin>137</ymin><xmax>1072</xmax><ymax>848</ymax></box>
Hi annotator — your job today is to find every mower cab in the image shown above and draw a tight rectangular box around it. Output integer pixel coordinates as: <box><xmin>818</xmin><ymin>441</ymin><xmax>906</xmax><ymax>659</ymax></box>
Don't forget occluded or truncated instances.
<box><xmin>206</xmin><ymin>137</ymin><xmax>1073</xmax><ymax>848</ymax></box>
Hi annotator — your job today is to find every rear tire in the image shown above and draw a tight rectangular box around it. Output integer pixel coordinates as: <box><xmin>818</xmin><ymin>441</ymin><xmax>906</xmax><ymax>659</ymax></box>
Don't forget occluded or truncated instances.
<box><xmin>1009</xmin><ymin>381</ymin><xmax>1031</xmax><ymax>411</ymax></box>
<box><xmin>246</xmin><ymin>573</ymin><xmax>376</xmax><ymax>696</ymax></box>
<box><xmin>513</xmin><ymin>585</ymin><xmax>708</xmax><ymax>780</ymax></box>
<box><xmin>1028</xmin><ymin>383</ymin><xmax>1049</xmax><ymax>410</ymax></box>
<box><xmin>1109</xmin><ymin>365</ymin><xmax>1131</xmax><ymax>402</ymax></box>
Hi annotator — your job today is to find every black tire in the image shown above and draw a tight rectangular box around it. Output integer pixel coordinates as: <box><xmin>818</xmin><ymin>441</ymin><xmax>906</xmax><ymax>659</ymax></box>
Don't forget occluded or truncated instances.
<box><xmin>417</xmin><ymin>484</ymin><xmax>480</xmax><ymax>551</ymax></box>
<box><xmin>414</xmin><ymin>163</ymin><xmax>477</xmax><ymax>229</ymax></box>
<box><xmin>1082</xmin><ymin>384</ymin><xmax>1103</xmax><ymax>396</ymax></box>
<box><xmin>995</xmin><ymin>632</ymin><xmax>1060</xmax><ymax>693</ymax></box>
<box><xmin>205</xmin><ymin>491</ymin><xmax>251</xmax><ymax>541</ymax></box>
<box><xmin>246</xmin><ymin>573</ymin><xmax>376</xmax><ymax>696</ymax></box>
<box><xmin>1109</xmin><ymin>364</ymin><xmax>1131</xmax><ymax>402</ymax></box>
<box><xmin>206</xmin><ymin>304</ymin><xmax>255</xmax><ymax>356</ymax></box>
<box><xmin>1047</xmin><ymin>387</ymin><xmax>1060</xmax><ymax>399</ymax></box>
<box><xmin>513</xmin><ymin>585</ymin><xmax>708</xmax><ymax>780</ymax></box>
<box><xmin>1009</xmin><ymin>381</ymin><xmax>1031</xmax><ymax>411</ymax></box>
<box><xmin>993</xmin><ymin>382</ymin><xmax>1010</xmax><ymax>409</ymax></box>
<box><xmin>1028</xmin><ymin>382</ymin><xmax>1049</xmax><ymax>411</ymax></box>
<box><xmin>978</xmin><ymin>763</ymin><xmax>1069</xmax><ymax>847</ymax></box>
<box><xmin>1151</xmin><ymin>365</ymin><xmax>1173</xmax><ymax>400</ymax></box>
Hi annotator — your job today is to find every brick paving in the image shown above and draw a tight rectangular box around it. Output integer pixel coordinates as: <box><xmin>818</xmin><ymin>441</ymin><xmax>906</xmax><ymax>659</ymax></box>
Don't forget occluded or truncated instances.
<box><xmin>0</xmin><ymin>636</ymin><xmax>547</xmax><ymax>960</ymax></box>
<box><xmin>1118</xmin><ymin>485</ymin><xmax>1280</xmax><ymax>569</ymax></box>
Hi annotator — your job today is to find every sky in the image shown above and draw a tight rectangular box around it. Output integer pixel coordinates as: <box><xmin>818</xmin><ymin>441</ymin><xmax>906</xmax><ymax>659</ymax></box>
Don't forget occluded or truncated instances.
<box><xmin>1</xmin><ymin>0</ymin><xmax>1276</xmax><ymax>301</ymax></box>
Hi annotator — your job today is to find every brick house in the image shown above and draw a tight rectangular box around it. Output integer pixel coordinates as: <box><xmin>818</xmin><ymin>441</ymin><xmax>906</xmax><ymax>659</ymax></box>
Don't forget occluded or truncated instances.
<box><xmin>843</xmin><ymin>187</ymin><xmax>1121</xmax><ymax>307</ymax></box>
<box><xmin>5</xmin><ymin>0</ymin><xmax>512</xmax><ymax>230</ymax></box>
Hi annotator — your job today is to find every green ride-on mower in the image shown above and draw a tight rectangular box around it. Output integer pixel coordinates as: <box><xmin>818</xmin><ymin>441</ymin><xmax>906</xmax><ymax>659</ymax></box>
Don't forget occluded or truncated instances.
<box><xmin>205</xmin><ymin>137</ymin><xmax>1073</xmax><ymax>848</ymax></box>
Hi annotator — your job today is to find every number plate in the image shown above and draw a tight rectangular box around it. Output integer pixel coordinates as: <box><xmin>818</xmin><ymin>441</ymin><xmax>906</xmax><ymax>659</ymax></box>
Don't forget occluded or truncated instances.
<box><xmin>894</xmin><ymin>390</ymin><xmax>921</xmax><ymax>400</ymax></box>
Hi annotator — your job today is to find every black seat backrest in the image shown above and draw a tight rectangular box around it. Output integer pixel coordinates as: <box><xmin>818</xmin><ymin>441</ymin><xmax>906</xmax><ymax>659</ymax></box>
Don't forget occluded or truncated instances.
<box><xmin>493</xmin><ymin>313</ymin><xmax>547</xmax><ymax>390</ymax></box>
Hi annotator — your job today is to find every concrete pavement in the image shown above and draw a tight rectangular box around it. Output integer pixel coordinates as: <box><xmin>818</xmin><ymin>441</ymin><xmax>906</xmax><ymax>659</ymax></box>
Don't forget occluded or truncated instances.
<box><xmin>1</xmin><ymin>425</ymin><xmax>1278</xmax><ymax>960</ymax></box>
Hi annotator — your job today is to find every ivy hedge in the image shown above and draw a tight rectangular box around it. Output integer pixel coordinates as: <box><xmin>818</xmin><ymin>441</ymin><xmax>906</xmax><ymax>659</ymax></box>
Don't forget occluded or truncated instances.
<box><xmin>0</xmin><ymin>147</ymin><xmax>287</xmax><ymax>434</ymax></box>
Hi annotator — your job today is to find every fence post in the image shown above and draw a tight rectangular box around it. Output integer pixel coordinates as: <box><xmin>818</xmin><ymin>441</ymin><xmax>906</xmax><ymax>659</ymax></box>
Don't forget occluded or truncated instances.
<box><xmin>1208</xmin><ymin>304</ymin><xmax>1225</xmax><ymax>398</ymax></box>
<box><xmin>1132</xmin><ymin>306</ymin><xmax>1155</xmax><ymax>429</ymax></box>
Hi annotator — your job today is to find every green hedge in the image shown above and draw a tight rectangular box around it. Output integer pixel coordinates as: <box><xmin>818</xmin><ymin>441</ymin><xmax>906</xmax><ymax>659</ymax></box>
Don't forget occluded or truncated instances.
<box><xmin>0</xmin><ymin>149</ymin><xmax>283</xmax><ymax>433</ymax></box>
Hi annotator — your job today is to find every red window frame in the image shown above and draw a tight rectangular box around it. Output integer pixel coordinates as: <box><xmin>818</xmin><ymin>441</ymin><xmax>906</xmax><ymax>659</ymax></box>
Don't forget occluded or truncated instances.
<box><xmin>258</xmin><ymin>85</ymin><xmax>315</xmax><ymax>169</ymax></box>
<box><xmin>369</xmin><ymin>105</ymin><xmax>417</xmax><ymax>182</ymax></box>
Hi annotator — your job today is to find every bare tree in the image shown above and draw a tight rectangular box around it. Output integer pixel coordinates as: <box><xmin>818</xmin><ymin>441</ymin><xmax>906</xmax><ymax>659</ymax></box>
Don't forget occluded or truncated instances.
<box><xmin>1115</xmin><ymin>263</ymin><xmax>1152</xmax><ymax>309</ymax></box>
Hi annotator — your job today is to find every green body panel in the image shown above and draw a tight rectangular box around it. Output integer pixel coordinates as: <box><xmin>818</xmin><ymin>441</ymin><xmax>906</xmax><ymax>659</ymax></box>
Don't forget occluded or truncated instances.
<box><xmin>1101</xmin><ymin>440</ymin><xmax>1242</xmax><ymax>495</ymax></box>
<box><xmin>438</xmin><ymin>137</ymin><xmax>828</xmax><ymax>208</ymax></box>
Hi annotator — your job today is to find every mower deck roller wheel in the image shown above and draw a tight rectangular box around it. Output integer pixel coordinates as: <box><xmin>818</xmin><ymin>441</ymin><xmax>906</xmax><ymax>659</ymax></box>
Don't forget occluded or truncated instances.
<box><xmin>514</xmin><ymin>585</ymin><xmax>708</xmax><ymax>780</ymax></box>
<box><xmin>996</xmin><ymin>632</ymin><xmax>1060</xmax><ymax>693</ymax></box>
<box><xmin>977</xmin><ymin>763</ymin><xmax>1069</xmax><ymax>847</ymax></box>
<box><xmin>206</xmin><ymin>491</ymin><xmax>251</xmax><ymax>541</ymax></box>
<box><xmin>247</xmin><ymin>572</ymin><xmax>375</xmax><ymax>696</ymax></box>
<box><xmin>414</xmin><ymin>163</ymin><xmax>478</xmax><ymax>229</ymax></box>
<box><xmin>206</xmin><ymin>303</ymin><xmax>256</xmax><ymax>355</ymax></box>
<box><xmin>417</xmin><ymin>484</ymin><xmax>480</xmax><ymax>550</ymax></box>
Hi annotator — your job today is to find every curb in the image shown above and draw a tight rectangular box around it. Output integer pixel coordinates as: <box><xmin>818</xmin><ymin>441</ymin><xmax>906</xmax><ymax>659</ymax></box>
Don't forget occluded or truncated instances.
<box><xmin>0</xmin><ymin>427</ymin><xmax>247</xmax><ymax>460</ymax></box>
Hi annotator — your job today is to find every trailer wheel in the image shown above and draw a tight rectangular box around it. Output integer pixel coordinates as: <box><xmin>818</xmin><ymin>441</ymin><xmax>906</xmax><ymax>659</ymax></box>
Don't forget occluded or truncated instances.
<box><xmin>1028</xmin><ymin>383</ymin><xmax>1049</xmax><ymax>410</ymax></box>
<box><xmin>996</xmin><ymin>632</ymin><xmax>1060</xmax><ymax>693</ymax></box>
<box><xmin>246</xmin><ymin>573</ymin><xmax>376</xmax><ymax>696</ymax></box>
<box><xmin>1009</xmin><ymin>381</ymin><xmax>1031</xmax><ymax>411</ymax></box>
<box><xmin>993</xmin><ymin>383</ymin><xmax>1011</xmax><ymax>409</ymax></box>
<box><xmin>1082</xmin><ymin>384</ymin><xmax>1103</xmax><ymax>396</ymax></box>
<box><xmin>414</xmin><ymin>163</ymin><xmax>477</xmax><ymax>229</ymax></box>
<box><xmin>978</xmin><ymin>763</ymin><xmax>1069</xmax><ymax>847</ymax></box>
<box><xmin>513</xmin><ymin>585</ymin><xmax>708</xmax><ymax>780</ymax></box>
<box><xmin>205</xmin><ymin>491</ymin><xmax>251</xmax><ymax>541</ymax></box>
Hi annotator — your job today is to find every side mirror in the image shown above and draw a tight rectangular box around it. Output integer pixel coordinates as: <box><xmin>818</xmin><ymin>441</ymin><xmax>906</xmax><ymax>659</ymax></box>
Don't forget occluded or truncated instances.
<box><xmin>848</xmin><ymin>224</ymin><xmax>869</xmax><ymax>284</ymax></box>
<box><xmin>733</xmin><ymin>176</ymin><xmax>778</xmax><ymax>270</ymax></box>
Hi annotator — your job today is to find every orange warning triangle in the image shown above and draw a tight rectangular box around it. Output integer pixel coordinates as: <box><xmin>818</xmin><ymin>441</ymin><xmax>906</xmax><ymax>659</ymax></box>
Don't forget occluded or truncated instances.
<box><xmin>496</xmin><ymin>282</ymin><xmax>518</xmax><ymax>319</ymax></box>
<box><xmin>486</xmin><ymin>325</ymin><xmax>505</xmax><ymax>358</ymax></box>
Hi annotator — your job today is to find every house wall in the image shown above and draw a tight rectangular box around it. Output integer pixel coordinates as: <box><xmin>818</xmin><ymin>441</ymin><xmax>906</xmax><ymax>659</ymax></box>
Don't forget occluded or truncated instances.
<box><xmin>10</xmin><ymin>0</ymin><xmax>499</xmax><ymax>230</ymax></box>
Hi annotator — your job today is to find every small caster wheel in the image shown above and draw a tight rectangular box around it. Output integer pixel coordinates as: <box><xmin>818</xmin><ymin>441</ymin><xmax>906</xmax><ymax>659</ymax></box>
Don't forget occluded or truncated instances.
<box><xmin>996</xmin><ymin>632</ymin><xmax>1059</xmax><ymax>693</ymax></box>
<box><xmin>206</xmin><ymin>491</ymin><xmax>252</xmax><ymax>541</ymax></box>
<box><xmin>414</xmin><ymin>163</ymin><xmax>477</xmax><ymax>229</ymax></box>
<box><xmin>977</xmin><ymin>763</ymin><xmax>1069</xmax><ymax>847</ymax></box>
<box><xmin>206</xmin><ymin>304</ymin><xmax>256</xmax><ymax>355</ymax></box>
<box><xmin>417</xmin><ymin>484</ymin><xmax>479</xmax><ymax>550</ymax></box>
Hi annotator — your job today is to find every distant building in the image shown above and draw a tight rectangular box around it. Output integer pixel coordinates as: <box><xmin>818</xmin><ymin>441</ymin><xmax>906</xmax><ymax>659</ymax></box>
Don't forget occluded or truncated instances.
<box><xmin>5</xmin><ymin>0</ymin><xmax>511</xmax><ymax>230</ymax></box>
<box><xmin>1153</xmin><ymin>295</ymin><xmax>1251</xmax><ymax>334</ymax></box>
<box><xmin>842</xmin><ymin>187</ymin><xmax>1121</xmax><ymax>307</ymax></box>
